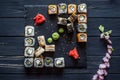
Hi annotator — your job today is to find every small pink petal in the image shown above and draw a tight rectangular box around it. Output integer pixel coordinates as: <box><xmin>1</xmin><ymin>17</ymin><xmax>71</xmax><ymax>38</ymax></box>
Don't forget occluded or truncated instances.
<box><xmin>103</xmin><ymin>70</ymin><xmax>108</xmax><ymax>76</ymax></box>
<box><xmin>98</xmin><ymin>75</ymin><xmax>104</xmax><ymax>80</ymax></box>
<box><xmin>107</xmin><ymin>39</ymin><xmax>112</xmax><ymax>44</ymax></box>
<box><xmin>105</xmin><ymin>53</ymin><xmax>111</xmax><ymax>59</ymax></box>
<box><xmin>100</xmin><ymin>33</ymin><xmax>104</xmax><ymax>39</ymax></box>
<box><xmin>99</xmin><ymin>64</ymin><xmax>106</xmax><ymax>69</ymax></box>
<box><xmin>103</xmin><ymin>57</ymin><xmax>109</xmax><ymax>63</ymax></box>
<box><xmin>97</xmin><ymin>69</ymin><xmax>104</xmax><ymax>75</ymax></box>
<box><xmin>92</xmin><ymin>74</ymin><xmax>98</xmax><ymax>80</ymax></box>
<box><xmin>105</xmin><ymin>62</ymin><xmax>110</xmax><ymax>68</ymax></box>
<box><xmin>105</xmin><ymin>35</ymin><xmax>110</xmax><ymax>40</ymax></box>
<box><xmin>108</xmin><ymin>49</ymin><xmax>112</xmax><ymax>55</ymax></box>
<box><xmin>107</xmin><ymin>45</ymin><xmax>112</xmax><ymax>49</ymax></box>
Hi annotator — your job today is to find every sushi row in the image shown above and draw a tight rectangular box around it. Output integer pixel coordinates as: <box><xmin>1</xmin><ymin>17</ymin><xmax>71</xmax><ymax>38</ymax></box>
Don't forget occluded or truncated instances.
<box><xmin>48</xmin><ymin>3</ymin><xmax>87</xmax><ymax>15</ymax></box>
<box><xmin>24</xmin><ymin>57</ymin><xmax>65</xmax><ymax>68</ymax></box>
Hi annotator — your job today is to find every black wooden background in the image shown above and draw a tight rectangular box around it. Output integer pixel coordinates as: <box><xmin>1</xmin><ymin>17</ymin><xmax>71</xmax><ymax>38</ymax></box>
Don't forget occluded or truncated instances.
<box><xmin>0</xmin><ymin>0</ymin><xmax>120</xmax><ymax>80</ymax></box>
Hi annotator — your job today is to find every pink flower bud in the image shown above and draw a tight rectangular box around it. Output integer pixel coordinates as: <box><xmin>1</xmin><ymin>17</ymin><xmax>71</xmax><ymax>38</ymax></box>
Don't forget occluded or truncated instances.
<box><xmin>107</xmin><ymin>39</ymin><xmax>112</xmax><ymax>44</ymax></box>
<box><xmin>105</xmin><ymin>35</ymin><xmax>110</xmax><ymax>40</ymax></box>
<box><xmin>98</xmin><ymin>75</ymin><xmax>104</xmax><ymax>80</ymax></box>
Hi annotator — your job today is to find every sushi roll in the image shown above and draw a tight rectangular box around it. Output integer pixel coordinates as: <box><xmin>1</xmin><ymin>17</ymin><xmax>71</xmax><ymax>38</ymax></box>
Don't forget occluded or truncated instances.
<box><xmin>24</xmin><ymin>47</ymin><xmax>34</xmax><ymax>57</ymax></box>
<box><xmin>48</xmin><ymin>5</ymin><xmax>57</xmax><ymax>14</ymax></box>
<box><xmin>78</xmin><ymin>3</ymin><xmax>87</xmax><ymax>13</ymax></box>
<box><xmin>45</xmin><ymin>45</ymin><xmax>55</xmax><ymax>52</ymax></box>
<box><xmin>25</xmin><ymin>25</ymin><xmax>34</xmax><ymax>37</ymax></box>
<box><xmin>68</xmin><ymin>4</ymin><xmax>77</xmax><ymax>14</ymax></box>
<box><xmin>37</xmin><ymin>35</ymin><xmax>46</xmax><ymax>47</ymax></box>
<box><xmin>54</xmin><ymin>57</ymin><xmax>65</xmax><ymax>68</ymax></box>
<box><xmin>67</xmin><ymin>23</ymin><xmax>74</xmax><ymax>33</ymax></box>
<box><xmin>35</xmin><ymin>47</ymin><xmax>45</xmax><ymax>57</ymax></box>
<box><xmin>78</xmin><ymin>14</ymin><xmax>87</xmax><ymax>23</ymax></box>
<box><xmin>68</xmin><ymin>13</ymin><xmax>77</xmax><ymax>23</ymax></box>
<box><xmin>34</xmin><ymin>58</ymin><xmax>44</xmax><ymax>68</ymax></box>
<box><xmin>25</xmin><ymin>37</ymin><xmax>35</xmax><ymax>46</ymax></box>
<box><xmin>24</xmin><ymin>58</ymin><xmax>33</xmax><ymax>68</ymax></box>
<box><xmin>77</xmin><ymin>33</ymin><xmax>87</xmax><ymax>42</ymax></box>
<box><xmin>44</xmin><ymin>57</ymin><xmax>53</xmax><ymax>67</ymax></box>
<box><xmin>58</xmin><ymin>3</ymin><xmax>67</xmax><ymax>14</ymax></box>
<box><xmin>57</xmin><ymin>17</ymin><xmax>67</xmax><ymax>26</ymax></box>
<box><xmin>77</xmin><ymin>23</ymin><xmax>87</xmax><ymax>32</ymax></box>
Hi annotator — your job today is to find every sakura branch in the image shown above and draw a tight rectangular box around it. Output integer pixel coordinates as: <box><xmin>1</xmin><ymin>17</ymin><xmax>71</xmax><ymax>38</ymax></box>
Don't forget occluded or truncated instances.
<box><xmin>92</xmin><ymin>25</ymin><xmax>114</xmax><ymax>80</ymax></box>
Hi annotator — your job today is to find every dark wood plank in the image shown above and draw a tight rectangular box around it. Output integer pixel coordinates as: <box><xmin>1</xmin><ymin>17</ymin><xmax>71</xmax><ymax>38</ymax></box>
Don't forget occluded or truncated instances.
<box><xmin>0</xmin><ymin>18</ymin><xmax>24</xmax><ymax>36</ymax></box>
<box><xmin>0</xmin><ymin>0</ymin><xmax>24</xmax><ymax>17</ymax></box>
<box><xmin>0</xmin><ymin>74</ymin><xmax>120</xmax><ymax>80</ymax></box>
<box><xmin>0</xmin><ymin>56</ymin><xmax>119</xmax><ymax>74</ymax></box>
<box><xmin>0</xmin><ymin>37</ymin><xmax>119</xmax><ymax>56</ymax></box>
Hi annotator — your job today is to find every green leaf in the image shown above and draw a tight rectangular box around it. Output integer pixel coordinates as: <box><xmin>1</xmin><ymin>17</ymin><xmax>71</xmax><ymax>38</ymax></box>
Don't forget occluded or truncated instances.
<box><xmin>99</xmin><ymin>25</ymin><xmax>104</xmax><ymax>32</ymax></box>
<box><xmin>111</xmin><ymin>48</ymin><xmax>114</xmax><ymax>52</ymax></box>
<box><xmin>107</xmin><ymin>30</ymin><xmax>112</xmax><ymax>34</ymax></box>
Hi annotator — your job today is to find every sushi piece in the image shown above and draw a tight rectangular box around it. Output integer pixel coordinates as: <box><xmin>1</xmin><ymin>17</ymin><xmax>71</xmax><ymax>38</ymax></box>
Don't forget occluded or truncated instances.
<box><xmin>78</xmin><ymin>3</ymin><xmax>87</xmax><ymax>13</ymax></box>
<box><xmin>54</xmin><ymin>57</ymin><xmax>65</xmax><ymax>68</ymax></box>
<box><xmin>78</xmin><ymin>14</ymin><xmax>87</xmax><ymax>23</ymax></box>
<box><xmin>35</xmin><ymin>47</ymin><xmax>45</xmax><ymax>57</ymax></box>
<box><xmin>25</xmin><ymin>25</ymin><xmax>34</xmax><ymax>37</ymax></box>
<box><xmin>34</xmin><ymin>58</ymin><xmax>44</xmax><ymax>68</ymax></box>
<box><xmin>67</xmin><ymin>23</ymin><xmax>74</xmax><ymax>33</ymax></box>
<box><xmin>68</xmin><ymin>13</ymin><xmax>77</xmax><ymax>23</ymax></box>
<box><xmin>44</xmin><ymin>57</ymin><xmax>53</xmax><ymax>67</ymax></box>
<box><xmin>24</xmin><ymin>47</ymin><xmax>34</xmax><ymax>57</ymax></box>
<box><xmin>57</xmin><ymin>17</ymin><xmax>67</xmax><ymax>26</ymax></box>
<box><xmin>77</xmin><ymin>23</ymin><xmax>87</xmax><ymax>32</ymax></box>
<box><xmin>24</xmin><ymin>58</ymin><xmax>33</xmax><ymax>68</ymax></box>
<box><xmin>37</xmin><ymin>35</ymin><xmax>46</xmax><ymax>47</ymax></box>
<box><xmin>58</xmin><ymin>3</ymin><xmax>67</xmax><ymax>14</ymax></box>
<box><xmin>25</xmin><ymin>37</ymin><xmax>35</xmax><ymax>46</ymax></box>
<box><xmin>68</xmin><ymin>4</ymin><xmax>77</xmax><ymax>14</ymax></box>
<box><xmin>45</xmin><ymin>45</ymin><xmax>55</xmax><ymax>52</ymax></box>
<box><xmin>77</xmin><ymin>33</ymin><xmax>87</xmax><ymax>42</ymax></box>
<box><xmin>48</xmin><ymin>5</ymin><xmax>57</xmax><ymax>14</ymax></box>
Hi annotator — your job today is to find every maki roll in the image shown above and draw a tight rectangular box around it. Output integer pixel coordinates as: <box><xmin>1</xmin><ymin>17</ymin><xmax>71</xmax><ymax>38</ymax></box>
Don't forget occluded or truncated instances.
<box><xmin>78</xmin><ymin>14</ymin><xmax>87</xmax><ymax>23</ymax></box>
<box><xmin>67</xmin><ymin>23</ymin><xmax>74</xmax><ymax>33</ymax></box>
<box><xmin>54</xmin><ymin>57</ymin><xmax>65</xmax><ymax>68</ymax></box>
<box><xmin>44</xmin><ymin>57</ymin><xmax>53</xmax><ymax>67</ymax></box>
<box><xmin>24</xmin><ymin>58</ymin><xmax>33</xmax><ymax>68</ymax></box>
<box><xmin>58</xmin><ymin>3</ymin><xmax>67</xmax><ymax>14</ymax></box>
<box><xmin>25</xmin><ymin>37</ymin><xmax>35</xmax><ymax>46</ymax></box>
<box><xmin>37</xmin><ymin>35</ymin><xmax>46</xmax><ymax>47</ymax></box>
<box><xmin>77</xmin><ymin>33</ymin><xmax>87</xmax><ymax>42</ymax></box>
<box><xmin>25</xmin><ymin>25</ymin><xmax>34</xmax><ymax>37</ymax></box>
<box><xmin>45</xmin><ymin>45</ymin><xmax>55</xmax><ymax>52</ymax></box>
<box><xmin>68</xmin><ymin>13</ymin><xmax>77</xmax><ymax>23</ymax></box>
<box><xmin>78</xmin><ymin>3</ymin><xmax>87</xmax><ymax>13</ymax></box>
<box><xmin>48</xmin><ymin>5</ymin><xmax>57</xmax><ymax>14</ymax></box>
<box><xmin>24</xmin><ymin>47</ymin><xmax>34</xmax><ymax>57</ymax></box>
<box><xmin>57</xmin><ymin>17</ymin><xmax>67</xmax><ymax>26</ymax></box>
<box><xmin>35</xmin><ymin>47</ymin><xmax>45</xmax><ymax>57</ymax></box>
<box><xmin>68</xmin><ymin>4</ymin><xmax>77</xmax><ymax>14</ymax></box>
<box><xmin>77</xmin><ymin>23</ymin><xmax>87</xmax><ymax>32</ymax></box>
<box><xmin>34</xmin><ymin>58</ymin><xmax>44</xmax><ymax>68</ymax></box>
